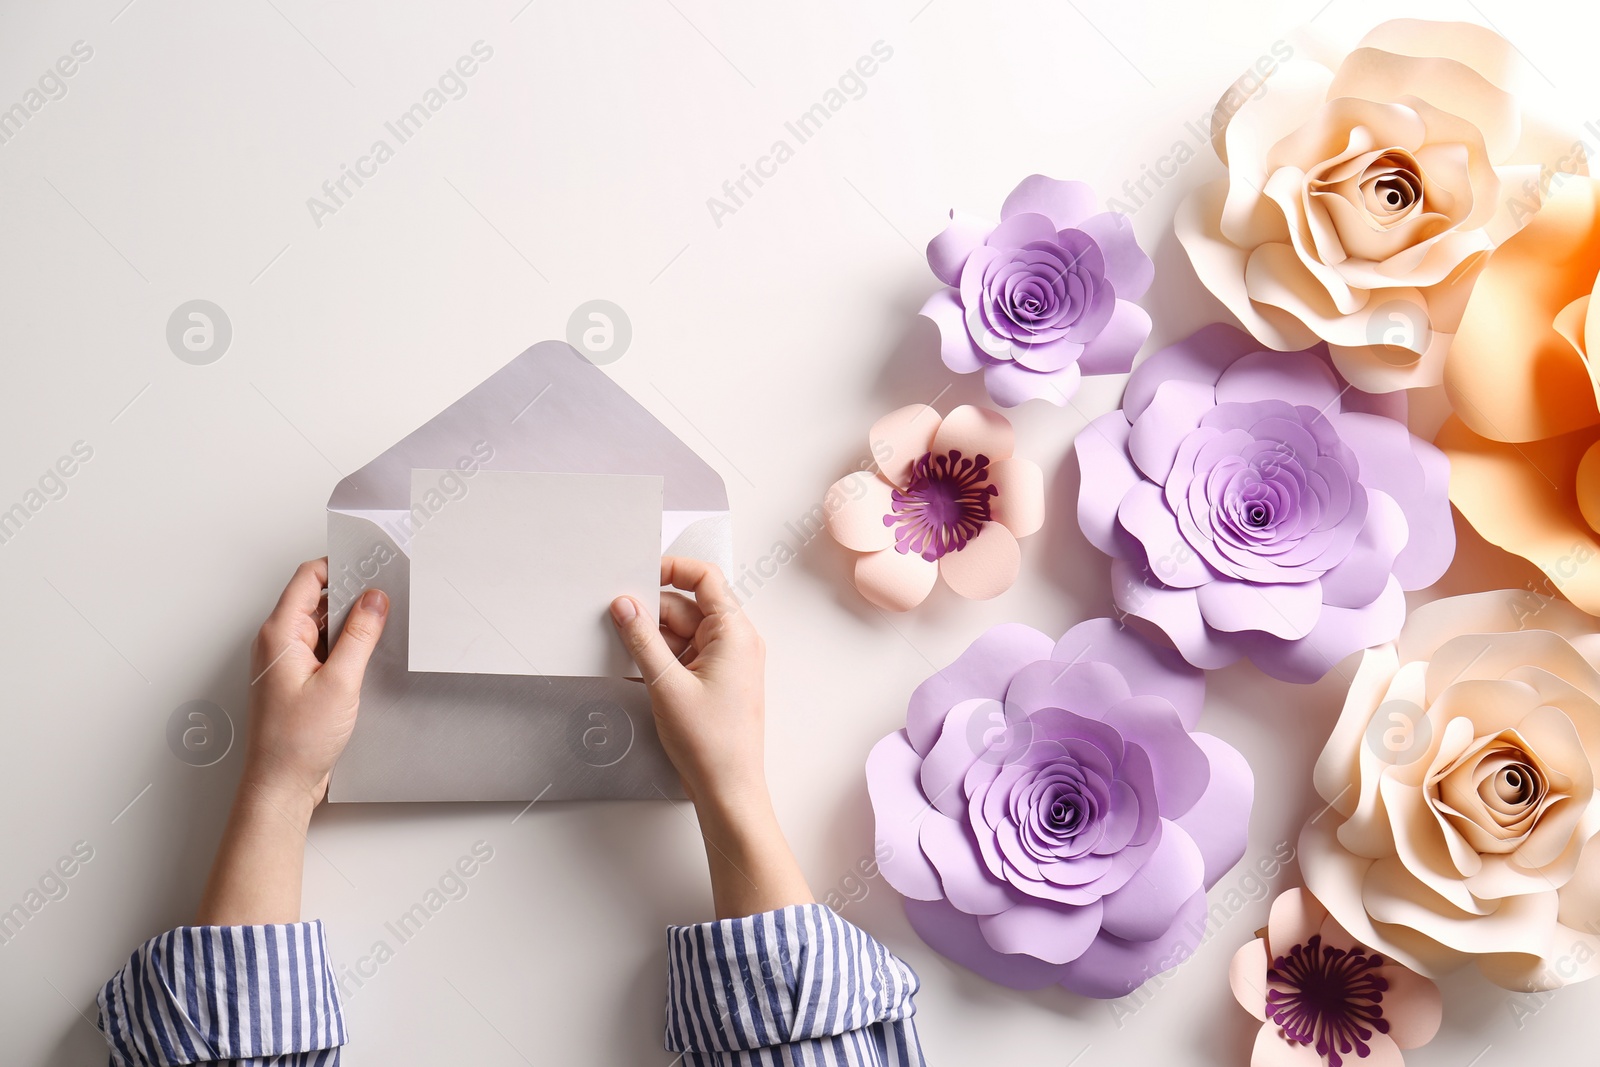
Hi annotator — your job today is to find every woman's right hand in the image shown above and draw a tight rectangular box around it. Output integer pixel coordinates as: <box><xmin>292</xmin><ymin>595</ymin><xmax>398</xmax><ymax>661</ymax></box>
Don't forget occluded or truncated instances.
<box><xmin>608</xmin><ymin>556</ymin><xmax>766</xmax><ymax>810</ymax></box>
<box><xmin>609</xmin><ymin>556</ymin><xmax>813</xmax><ymax>918</ymax></box>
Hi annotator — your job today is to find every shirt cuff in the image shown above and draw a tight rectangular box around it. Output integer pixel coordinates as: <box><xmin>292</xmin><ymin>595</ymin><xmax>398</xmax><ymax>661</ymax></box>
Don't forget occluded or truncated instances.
<box><xmin>97</xmin><ymin>921</ymin><xmax>346</xmax><ymax>1067</ymax></box>
<box><xmin>664</xmin><ymin>903</ymin><xmax>921</xmax><ymax>1058</ymax></box>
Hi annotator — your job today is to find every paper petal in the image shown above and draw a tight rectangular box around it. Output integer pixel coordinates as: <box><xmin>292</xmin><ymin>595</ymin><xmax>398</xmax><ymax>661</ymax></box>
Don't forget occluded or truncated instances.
<box><xmin>920</xmin><ymin>288</ymin><xmax>987</xmax><ymax>374</ymax></box>
<box><xmin>1077</xmin><ymin>298</ymin><xmax>1152</xmax><ymax>376</ymax></box>
<box><xmin>1076</xmin><ymin>211</ymin><xmax>1155</xmax><ymax>299</ymax></box>
<box><xmin>921</xmin><ymin>811</ymin><xmax>1016</xmax><ymax>916</ymax></box>
<box><xmin>999</xmin><ymin>174</ymin><xmax>1097</xmax><ymax>230</ymax></box>
<box><xmin>824</xmin><ymin>471</ymin><xmax>895</xmax><ymax>552</ymax></box>
<box><xmin>1230</xmin><ymin>939</ymin><xmax>1270</xmax><ymax>1021</ymax></box>
<box><xmin>1097</xmin><ymin>823</ymin><xmax>1206</xmax><ymax>941</ymax></box>
<box><xmin>853</xmin><ymin>547</ymin><xmax>938</xmax><ymax>612</ymax></box>
<box><xmin>1054</xmin><ymin>890</ymin><xmax>1209</xmax><ymax>998</ymax></box>
<box><xmin>871</xmin><ymin>404</ymin><xmax>942</xmax><ymax>487</ymax></box>
<box><xmin>931</xmin><ymin>405</ymin><xmax>1015</xmax><ymax>462</ymax></box>
<box><xmin>989</xmin><ymin>457</ymin><xmax>1045</xmax><ymax>538</ymax></box>
<box><xmin>984</xmin><ymin>358</ymin><xmax>1081</xmax><ymax>407</ymax></box>
<box><xmin>938</xmin><ymin>523</ymin><xmax>1021</xmax><ymax>600</ymax></box>
<box><xmin>927</xmin><ymin>210</ymin><xmax>996</xmax><ymax>287</ymax></box>
<box><xmin>1076</xmin><ymin>415</ymin><xmax>1140</xmax><ymax>556</ymax></box>
<box><xmin>902</xmin><ymin>897</ymin><xmax>1068</xmax><ymax>990</ymax></box>
<box><xmin>1053</xmin><ymin>617</ymin><xmax>1207</xmax><ymax>729</ymax></box>
<box><xmin>905</xmin><ymin>623</ymin><xmax>1056</xmax><ymax>754</ymax></box>
<box><xmin>1173</xmin><ymin>732</ymin><xmax>1255</xmax><ymax>888</ymax></box>
<box><xmin>865</xmin><ymin>732</ymin><xmax>945</xmax><ymax>901</ymax></box>
<box><xmin>978</xmin><ymin>899</ymin><xmax>1103</xmax><ymax>965</ymax></box>
<box><xmin>1379</xmin><ymin>961</ymin><xmax>1444</xmax><ymax>1049</ymax></box>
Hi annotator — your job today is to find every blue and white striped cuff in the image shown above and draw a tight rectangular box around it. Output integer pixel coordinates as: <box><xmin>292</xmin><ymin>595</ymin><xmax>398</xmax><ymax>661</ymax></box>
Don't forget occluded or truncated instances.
<box><xmin>665</xmin><ymin>903</ymin><xmax>923</xmax><ymax>1064</ymax></box>
<box><xmin>97</xmin><ymin>921</ymin><xmax>345</xmax><ymax>1067</ymax></box>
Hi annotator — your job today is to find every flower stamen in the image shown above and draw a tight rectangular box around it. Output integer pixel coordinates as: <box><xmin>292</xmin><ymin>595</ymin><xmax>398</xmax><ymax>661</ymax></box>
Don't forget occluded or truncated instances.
<box><xmin>884</xmin><ymin>449</ymin><xmax>999</xmax><ymax>561</ymax></box>
<box><xmin>1265</xmin><ymin>934</ymin><xmax>1391</xmax><ymax>1067</ymax></box>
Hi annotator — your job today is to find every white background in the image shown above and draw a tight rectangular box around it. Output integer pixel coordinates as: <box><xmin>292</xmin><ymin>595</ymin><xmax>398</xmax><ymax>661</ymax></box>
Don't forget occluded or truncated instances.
<box><xmin>1</xmin><ymin>0</ymin><xmax>1596</xmax><ymax>1063</ymax></box>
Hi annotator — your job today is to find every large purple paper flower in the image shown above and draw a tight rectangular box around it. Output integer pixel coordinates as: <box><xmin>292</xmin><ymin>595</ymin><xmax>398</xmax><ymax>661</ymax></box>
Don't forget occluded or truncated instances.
<box><xmin>920</xmin><ymin>175</ymin><xmax>1153</xmax><ymax>408</ymax></box>
<box><xmin>866</xmin><ymin>618</ymin><xmax>1253</xmax><ymax>998</ymax></box>
<box><xmin>1077</xmin><ymin>324</ymin><xmax>1455</xmax><ymax>684</ymax></box>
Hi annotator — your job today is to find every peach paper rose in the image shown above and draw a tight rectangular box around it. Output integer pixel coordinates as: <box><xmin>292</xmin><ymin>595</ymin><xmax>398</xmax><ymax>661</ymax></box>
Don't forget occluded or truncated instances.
<box><xmin>1437</xmin><ymin>177</ymin><xmax>1600</xmax><ymax>615</ymax></box>
<box><xmin>1300</xmin><ymin>590</ymin><xmax>1600</xmax><ymax>991</ymax></box>
<box><xmin>1178</xmin><ymin>19</ymin><xmax>1584</xmax><ymax>393</ymax></box>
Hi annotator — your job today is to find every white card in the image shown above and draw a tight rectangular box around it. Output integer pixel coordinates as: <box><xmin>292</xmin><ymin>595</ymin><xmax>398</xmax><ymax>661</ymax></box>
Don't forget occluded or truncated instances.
<box><xmin>407</xmin><ymin>469</ymin><xmax>662</xmax><ymax>677</ymax></box>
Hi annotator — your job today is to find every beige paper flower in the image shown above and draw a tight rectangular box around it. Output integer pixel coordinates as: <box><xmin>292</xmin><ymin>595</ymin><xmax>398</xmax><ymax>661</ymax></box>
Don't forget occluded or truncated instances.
<box><xmin>1178</xmin><ymin>19</ymin><xmax>1584</xmax><ymax>393</ymax></box>
<box><xmin>1231</xmin><ymin>888</ymin><xmax>1441</xmax><ymax>1067</ymax></box>
<box><xmin>1437</xmin><ymin>177</ymin><xmax>1600</xmax><ymax>614</ymax></box>
<box><xmin>1300</xmin><ymin>590</ymin><xmax>1600</xmax><ymax>991</ymax></box>
<box><xmin>822</xmin><ymin>404</ymin><xmax>1043</xmax><ymax>611</ymax></box>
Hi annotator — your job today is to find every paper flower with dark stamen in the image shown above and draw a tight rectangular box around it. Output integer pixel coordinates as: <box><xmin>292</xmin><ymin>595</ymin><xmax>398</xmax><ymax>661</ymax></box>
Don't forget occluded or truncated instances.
<box><xmin>920</xmin><ymin>175</ymin><xmax>1153</xmax><ymax>407</ymax></box>
<box><xmin>867</xmin><ymin>619</ymin><xmax>1253</xmax><ymax>997</ymax></box>
<box><xmin>824</xmin><ymin>404</ymin><xmax>1044</xmax><ymax>611</ymax></box>
<box><xmin>1076</xmin><ymin>323</ymin><xmax>1454</xmax><ymax>683</ymax></box>
<box><xmin>1232</xmin><ymin>889</ymin><xmax>1442</xmax><ymax>1067</ymax></box>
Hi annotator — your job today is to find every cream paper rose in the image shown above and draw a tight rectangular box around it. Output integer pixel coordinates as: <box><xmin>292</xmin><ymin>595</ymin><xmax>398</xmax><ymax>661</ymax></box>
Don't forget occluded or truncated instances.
<box><xmin>1301</xmin><ymin>590</ymin><xmax>1600</xmax><ymax>991</ymax></box>
<box><xmin>1177</xmin><ymin>18</ymin><xmax>1585</xmax><ymax>393</ymax></box>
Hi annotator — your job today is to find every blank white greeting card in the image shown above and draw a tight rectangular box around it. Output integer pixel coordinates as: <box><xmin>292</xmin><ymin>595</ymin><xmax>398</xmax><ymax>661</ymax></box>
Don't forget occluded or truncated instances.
<box><xmin>407</xmin><ymin>469</ymin><xmax>662</xmax><ymax>678</ymax></box>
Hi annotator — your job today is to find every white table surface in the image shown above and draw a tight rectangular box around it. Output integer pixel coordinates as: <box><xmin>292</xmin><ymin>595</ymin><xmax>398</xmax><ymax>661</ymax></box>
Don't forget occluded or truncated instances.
<box><xmin>2</xmin><ymin>0</ymin><xmax>1597</xmax><ymax>1063</ymax></box>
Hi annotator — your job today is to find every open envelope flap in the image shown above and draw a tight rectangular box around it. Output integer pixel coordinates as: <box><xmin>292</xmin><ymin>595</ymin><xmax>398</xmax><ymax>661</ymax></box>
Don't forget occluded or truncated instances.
<box><xmin>327</xmin><ymin>340</ymin><xmax>728</xmax><ymax>513</ymax></box>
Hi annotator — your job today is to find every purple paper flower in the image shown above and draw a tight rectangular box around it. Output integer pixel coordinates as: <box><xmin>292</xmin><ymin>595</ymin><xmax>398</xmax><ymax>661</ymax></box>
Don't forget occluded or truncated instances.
<box><xmin>866</xmin><ymin>618</ymin><xmax>1253</xmax><ymax>998</ymax></box>
<box><xmin>920</xmin><ymin>175</ymin><xmax>1153</xmax><ymax>408</ymax></box>
<box><xmin>1077</xmin><ymin>324</ymin><xmax>1454</xmax><ymax>684</ymax></box>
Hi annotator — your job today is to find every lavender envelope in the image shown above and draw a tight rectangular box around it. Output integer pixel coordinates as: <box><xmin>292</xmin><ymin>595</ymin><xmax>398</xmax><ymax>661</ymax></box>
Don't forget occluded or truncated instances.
<box><xmin>324</xmin><ymin>341</ymin><xmax>731</xmax><ymax>802</ymax></box>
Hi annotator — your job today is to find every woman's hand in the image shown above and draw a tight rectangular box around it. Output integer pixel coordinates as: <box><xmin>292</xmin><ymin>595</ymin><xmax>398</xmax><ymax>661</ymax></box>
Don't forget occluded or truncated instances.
<box><xmin>197</xmin><ymin>558</ymin><xmax>389</xmax><ymax>925</ymax></box>
<box><xmin>610</xmin><ymin>557</ymin><xmax>813</xmax><ymax>918</ymax></box>
<box><xmin>244</xmin><ymin>558</ymin><xmax>389</xmax><ymax>813</ymax></box>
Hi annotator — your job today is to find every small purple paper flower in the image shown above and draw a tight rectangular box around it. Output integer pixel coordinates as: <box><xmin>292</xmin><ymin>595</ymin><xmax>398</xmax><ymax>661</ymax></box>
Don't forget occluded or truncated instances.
<box><xmin>866</xmin><ymin>618</ymin><xmax>1253</xmax><ymax>998</ymax></box>
<box><xmin>920</xmin><ymin>175</ymin><xmax>1153</xmax><ymax>408</ymax></box>
<box><xmin>1077</xmin><ymin>324</ymin><xmax>1455</xmax><ymax>684</ymax></box>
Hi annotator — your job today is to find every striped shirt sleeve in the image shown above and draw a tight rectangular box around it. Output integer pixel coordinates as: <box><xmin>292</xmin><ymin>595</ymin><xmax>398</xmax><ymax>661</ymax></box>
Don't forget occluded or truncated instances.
<box><xmin>96</xmin><ymin>922</ymin><xmax>346</xmax><ymax>1067</ymax></box>
<box><xmin>665</xmin><ymin>903</ymin><xmax>926</xmax><ymax>1066</ymax></box>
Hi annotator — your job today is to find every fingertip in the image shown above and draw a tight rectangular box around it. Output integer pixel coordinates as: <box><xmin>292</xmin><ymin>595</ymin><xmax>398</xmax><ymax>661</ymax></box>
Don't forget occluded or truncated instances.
<box><xmin>357</xmin><ymin>588</ymin><xmax>389</xmax><ymax>617</ymax></box>
<box><xmin>610</xmin><ymin>595</ymin><xmax>640</xmax><ymax>625</ymax></box>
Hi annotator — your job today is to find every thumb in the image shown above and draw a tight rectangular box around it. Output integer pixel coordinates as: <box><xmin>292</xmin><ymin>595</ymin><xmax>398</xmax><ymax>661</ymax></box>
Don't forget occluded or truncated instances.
<box><xmin>610</xmin><ymin>596</ymin><xmax>685</xmax><ymax>687</ymax></box>
<box><xmin>322</xmin><ymin>588</ymin><xmax>390</xmax><ymax>694</ymax></box>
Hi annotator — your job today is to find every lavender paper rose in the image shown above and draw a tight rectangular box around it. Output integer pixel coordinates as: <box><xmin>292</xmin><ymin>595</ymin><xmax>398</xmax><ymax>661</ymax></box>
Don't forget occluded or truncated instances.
<box><xmin>866</xmin><ymin>618</ymin><xmax>1253</xmax><ymax>998</ymax></box>
<box><xmin>920</xmin><ymin>175</ymin><xmax>1153</xmax><ymax>407</ymax></box>
<box><xmin>1077</xmin><ymin>323</ymin><xmax>1455</xmax><ymax>683</ymax></box>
